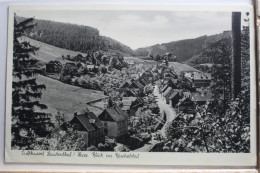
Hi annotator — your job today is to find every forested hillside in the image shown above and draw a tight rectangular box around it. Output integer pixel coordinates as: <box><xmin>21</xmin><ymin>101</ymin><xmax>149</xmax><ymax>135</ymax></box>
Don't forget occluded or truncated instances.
<box><xmin>135</xmin><ymin>31</ymin><xmax>231</xmax><ymax>63</ymax></box>
<box><xmin>16</xmin><ymin>16</ymin><xmax>134</xmax><ymax>55</ymax></box>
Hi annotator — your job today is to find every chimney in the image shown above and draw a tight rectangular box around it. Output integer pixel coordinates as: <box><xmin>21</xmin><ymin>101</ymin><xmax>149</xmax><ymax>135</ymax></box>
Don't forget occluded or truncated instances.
<box><xmin>74</xmin><ymin>112</ymin><xmax>77</xmax><ymax>117</ymax></box>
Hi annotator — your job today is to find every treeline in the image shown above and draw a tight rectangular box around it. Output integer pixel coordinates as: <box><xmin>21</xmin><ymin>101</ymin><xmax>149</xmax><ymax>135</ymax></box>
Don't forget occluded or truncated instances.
<box><xmin>135</xmin><ymin>31</ymin><xmax>231</xmax><ymax>63</ymax></box>
<box><xmin>16</xmin><ymin>16</ymin><xmax>134</xmax><ymax>55</ymax></box>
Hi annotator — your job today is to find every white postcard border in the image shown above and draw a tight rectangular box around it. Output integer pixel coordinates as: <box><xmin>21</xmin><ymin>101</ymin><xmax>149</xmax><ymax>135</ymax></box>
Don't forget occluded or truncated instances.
<box><xmin>5</xmin><ymin>4</ymin><xmax>257</xmax><ymax>166</ymax></box>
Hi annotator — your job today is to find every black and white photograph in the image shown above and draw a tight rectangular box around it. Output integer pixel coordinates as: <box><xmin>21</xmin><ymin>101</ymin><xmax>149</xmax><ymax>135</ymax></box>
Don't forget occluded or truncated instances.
<box><xmin>5</xmin><ymin>4</ymin><xmax>257</xmax><ymax>166</ymax></box>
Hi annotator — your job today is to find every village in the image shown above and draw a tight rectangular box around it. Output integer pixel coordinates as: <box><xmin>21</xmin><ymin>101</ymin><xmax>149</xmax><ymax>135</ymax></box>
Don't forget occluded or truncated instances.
<box><xmin>39</xmin><ymin>51</ymin><xmax>213</xmax><ymax>152</ymax></box>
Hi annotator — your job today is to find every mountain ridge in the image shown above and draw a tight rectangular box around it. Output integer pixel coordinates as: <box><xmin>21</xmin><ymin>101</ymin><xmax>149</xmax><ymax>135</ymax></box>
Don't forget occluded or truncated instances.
<box><xmin>134</xmin><ymin>31</ymin><xmax>231</xmax><ymax>62</ymax></box>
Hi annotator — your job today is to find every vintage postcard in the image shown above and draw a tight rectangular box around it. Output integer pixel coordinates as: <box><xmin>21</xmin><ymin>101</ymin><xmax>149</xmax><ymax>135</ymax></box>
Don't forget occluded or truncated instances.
<box><xmin>5</xmin><ymin>4</ymin><xmax>257</xmax><ymax>166</ymax></box>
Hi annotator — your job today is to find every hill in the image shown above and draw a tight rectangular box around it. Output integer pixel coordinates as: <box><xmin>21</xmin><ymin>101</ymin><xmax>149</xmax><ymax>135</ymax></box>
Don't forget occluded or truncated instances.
<box><xmin>20</xmin><ymin>36</ymin><xmax>87</xmax><ymax>63</ymax></box>
<box><xmin>134</xmin><ymin>31</ymin><xmax>231</xmax><ymax>62</ymax></box>
<box><xmin>35</xmin><ymin>75</ymin><xmax>106</xmax><ymax>121</ymax></box>
<box><xmin>17</xmin><ymin>16</ymin><xmax>134</xmax><ymax>56</ymax></box>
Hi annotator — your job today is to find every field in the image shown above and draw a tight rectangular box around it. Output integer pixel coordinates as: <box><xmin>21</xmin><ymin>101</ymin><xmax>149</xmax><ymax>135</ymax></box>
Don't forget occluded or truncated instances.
<box><xmin>168</xmin><ymin>62</ymin><xmax>201</xmax><ymax>75</ymax></box>
<box><xmin>20</xmin><ymin>37</ymin><xmax>87</xmax><ymax>63</ymax></box>
<box><xmin>124</xmin><ymin>57</ymin><xmax>200</xmax><ymax>75</ymax></box>
<box><xmin>35</xmin><ymin>75</ymin><xmax>106</xmax><ymax>121</ymax></box>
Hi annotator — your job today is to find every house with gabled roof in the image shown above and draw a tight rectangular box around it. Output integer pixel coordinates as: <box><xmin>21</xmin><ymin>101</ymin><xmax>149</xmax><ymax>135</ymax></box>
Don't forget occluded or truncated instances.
<box><xmin>120</xmin><ymin>80</ymin><xmax>132</xmax><ymax>89</ymax></box>
<box><xmin>119</xmin><ymin>89</ymin><xmax>137</xmax><ymax>97</ymax></box>
<box><xmin>98</xmin><ymin>106</ymin><xmax>128</xmax><ymax>138</ymax></box>
<box><xmin>128</xmin><ymin>97</ymin><xmax>144</xmax><ymax>117</ymax></box>
<box><xmin>129</xmin><ymin>80</ymin><xmax>144</xmax><ymax>89</ymax></box>
<box><xmin>70</xmin><ymin>112</ymin><xmax>105</xmax><ymax>147</ymax></box>
<box><xmin>138</xmin><ymin>76</ymin><xmax>150</xmax><ymax>86</ymax></box>
<box><xmin>121</xmin><ymin>97</ymin><xmax>137</xmax><ymax>112</ymax></box>
<box><xmin>164</xmin><ymin>88</ymin><xmax>176</xmax><ymax>104</ymax></box>
<box><xmin>190</xmin><ymin>90</ymin><xmax>213</xmax><ymax>105</ymax></box>
<box><xmin>129</xmin><ymin>80</ymin><xmax>144</xmax><ymax>94</ymax></box>
<box><xmin>177</xmin><ymin>97</ymin><xmax>195</xmax><ymax>114</ymax></box>
<box><xmin>163</xmin><ymin>87</ymin><xmax>173</xmax><ymax>98</ymax></box>
<box><xmin>168</xmin><ymin>78</ymin><xmax>180</xmax><ymax>89</ymax></box>
<box><xmin>169</xmin><ymin>91</ymin><xmax>182</xmax><ymax>107</ymax></box>
<box><xmin>46</xmin><ymin>60</ymin><xmax>62</xmax><ymax>74</ymax></box>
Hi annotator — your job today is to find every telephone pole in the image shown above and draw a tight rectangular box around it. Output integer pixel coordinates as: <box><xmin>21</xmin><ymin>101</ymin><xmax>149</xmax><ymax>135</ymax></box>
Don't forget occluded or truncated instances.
<box><xmin>231</xmin><ymin>12</ymin><xmax>241</xmax><ymax>99</ymax></box>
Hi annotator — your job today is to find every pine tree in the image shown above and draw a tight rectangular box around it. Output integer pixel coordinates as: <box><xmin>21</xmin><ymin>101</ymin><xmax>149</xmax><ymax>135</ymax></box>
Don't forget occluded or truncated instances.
<box><xmin>12</xmin><ymin>15</ymin><xmax>53</xmax><ymax>149</ymax></box>
<box><xmin>240</xmin><ymin>12</ymin><xmax>250</xmax><ymax>122</ymax></box>
<box><xmin>203</xmin><ymin>38</ymin><xmax>232</xmax><ymax>111</ymax></box>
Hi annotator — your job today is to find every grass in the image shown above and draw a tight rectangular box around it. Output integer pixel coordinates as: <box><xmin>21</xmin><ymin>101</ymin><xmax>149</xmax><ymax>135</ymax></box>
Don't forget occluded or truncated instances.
<box><xmin>35</xmin><ymin>75</ymin><xmax>105</xmax><ymax>121</ymax></box>
<box><xmin>168</xmin><ymin>62</ymin><xmax>201</xmax><ymax>75</ymax></box>
<box><xmin>20</xmin><ymin>37</ymin><xmax>87</xmax><ymax>63</ymax></box>
<box><xmin>124</xmin><ymin>57</ymin><xmax>201</xmax><ymax>75</ymax></box>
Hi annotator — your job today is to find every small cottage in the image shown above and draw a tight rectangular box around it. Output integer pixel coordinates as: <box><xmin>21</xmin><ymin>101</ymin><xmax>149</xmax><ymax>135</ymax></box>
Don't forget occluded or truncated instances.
<box><xmin>46</xmin><ymin>60</ymin><xmax>62</xmax><ymax>74</ymax></box>
<box><xmin>70</xmin><ymin>112</ymin><xmax>105</xmax><ymax>147</ymax></box>
<box><xmin>98</xmin><ymin>106</ymin><xmax>128</xmax><ymax>138</ymax></box>
<box><xmin>177</xmin><ymin>97</ymin><xmax>195</xmax><ymax>114</ymax></box>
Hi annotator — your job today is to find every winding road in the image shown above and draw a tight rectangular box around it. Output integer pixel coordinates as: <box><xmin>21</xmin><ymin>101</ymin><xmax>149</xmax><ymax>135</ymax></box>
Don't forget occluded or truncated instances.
<box><xmin>153</xmin><ymin>85</ymin><xmax>178</xmax><ymax>137</ymax></box>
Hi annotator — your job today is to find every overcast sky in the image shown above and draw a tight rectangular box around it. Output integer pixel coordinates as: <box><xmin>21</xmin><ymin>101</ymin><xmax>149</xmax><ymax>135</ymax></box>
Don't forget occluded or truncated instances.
<box><xmin>16</xmin><ymin>10</ymin><xmax>232</xmax><ymax>49</ymax></box>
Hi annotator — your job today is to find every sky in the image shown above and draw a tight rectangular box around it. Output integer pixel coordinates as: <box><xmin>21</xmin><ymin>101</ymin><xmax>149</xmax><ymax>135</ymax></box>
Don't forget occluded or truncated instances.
<box><xmin>16</xmin><ymin>10</ymin><xmax>232</xmax><ymax>50</ymax></box>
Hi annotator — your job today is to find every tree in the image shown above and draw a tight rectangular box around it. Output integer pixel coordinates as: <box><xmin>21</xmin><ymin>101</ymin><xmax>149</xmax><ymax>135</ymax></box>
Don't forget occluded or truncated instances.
<box><xmin>12</xmin><ymin>15</ymin><xmax>53</xmax><ymax>149</ymax></box>
<box><xmin>203</xmin><ymin>38</ymin><xmax>232</xmax><ymax>111</ymax></box>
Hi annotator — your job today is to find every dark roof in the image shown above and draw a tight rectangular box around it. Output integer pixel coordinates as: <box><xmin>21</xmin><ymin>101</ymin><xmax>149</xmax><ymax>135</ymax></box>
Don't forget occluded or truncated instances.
<box><xmin>163</xmin><ymin>87</ymin><xmax>173</xmax><ymax>97</ymax></box>
<box><xmin>130</xmin><ymin>80</ymin><xmax>144</xmax><ymax>89</ymax></box>
<box><xmin>138</xmin><ymin>78</ymin><xmax>149</xmax><ymax>86</ymax></box>
<box><xmin>71</xmin><ymin>112</ymin><xmax>104</xmax><ymax>132</ymax></box>
<box><xmin>114</xmin><ymin>106</ymin><xmax>128</xmax><ymax>119</ymax></box>
<box><xmin>99</xmin><ymin>106</ymin><xmax>128</xmax><ymax>122</ymax></box>
<box><xmin>131</xmin><ymin>98</ymin><xmax>144</xmax><ymax>108</ymax></box>
<box><xmin>141</xmin><ymin>73</ymin><xmax>151</xmax><ymax>82</ymax></box>
<box><xmin>168</xmin><ymin>79</ymin><xmax>179</xmax><ymax>87</ymax></box>
<box><xmin>165</xmin><ymin>88</ymin><xmax>176</xmax><ymax>100</ymax></box>
<box><xmin>161</xmin><ymin>85</ymin><xmax>168</xmax><ymax>93</ymax></box>
<box><xmin>120</xmin><ymin>80</ymin><xmax>132</xmax><ymax>88</ymax></box>
<box><xmin>169</xmin><ymin>91</ymin><xmax>179</xmax><ymax>100</ymax></box>
<box><xmin>177</xmin><ymin>97</ymin><xmax>192</xmax><ymax>106</ymax></box>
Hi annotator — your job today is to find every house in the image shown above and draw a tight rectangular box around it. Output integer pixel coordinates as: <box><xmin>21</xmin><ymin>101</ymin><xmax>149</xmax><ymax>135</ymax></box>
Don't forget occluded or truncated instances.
<box><xmin>184</xmin><ymin>72</ymin><xmax>211</xmax><ymax>88</ymax></box>
<box><xmin>98</xmin><ymin>106</ymin><xmax>128</xmax><ymax>138</ymax></box>
<box><xmin>129</xmin><ymin>80</ymin><xmax>144</xmax><ymax>93</ymax></box>
<box><xmin>119</xmin><ymin>89</ymin><xmax>137</xmax><ymax>97</ymax></box>
<box><xmin>125</xmin><ymin>59</ymin><xmax>135</xmax><ymax>65</ymax></box>
<box><xmin>164</xmin><ymin>88</ymin><xmax>176</xmax><ymax>104</ymax></box>
<box><xmin>74</xmin><ymin>54</ymin><xmax>86</xmax><ymax>63</ymax></box>
<box><xmin>161</xmin><ymin>68</ymin><xmax>178</xmax><ymax>79</ymax></box>
<box><xmin>138</xmin><ymin>76</ymin><xmax>150</xmax><ymax>86</ymax></box>
<box><xmin>120</xmin><ymin>80</ymin><xmax>132</xmax><ymax>89</ymax></box>
<box><xmin>142</xmin><ymin>72</ymin><xmax>153</xmax><ymax>83</ymax></box>
<box><xmin>162</xmin><ymin>87</ymin><xmax>173</xmax><ymax>98</ymax></box>
<box><xmin>142</xmin><ymin>71</ymin><xmax>154</xmax><ymax>82</ymax></box>
<box><xmin>177</xmin><ymin>97</ymin><xmax>195</xmax><ymax>114</ymax></box>
<box><xmin>45</xmin><ymin>60</ymin><xmax>62</xmax><ymax>74</ymax></box>
<box><xmin>128</xmin><ymin>98</ymin><xmax>144</xmax><ymax>116</ymax></box>
<box><xmin>169</xmin><ymin>91</ymin><xmax>182</xmax><ymax>107</ymax></box>
<box><xmin>190</xmin><ymin>89</ymin><xmax>213</xmax><ymax>105</ymax></box>
<box><xmin>167</xmin><ymin>78</ymin><xmax>180</xmax><ymax>89</ymax></box>
<box><xmin>121</xmin><ymin>97</ymin><xmax>137</xmax><ymax>112</ymax></box>
<box><xmin>130</xmin><ymin>74</ymin><xmax>140</xmax><ymax>80</ymax></box>
<box><xmin>193</xmin><ymin>72</ymin><xmax>211</xmax><ymax>88</ymax></box>
<box><xmin>86</xmin><ymin>64</ymin><xmax>95</xmax><ymax>71</ymax></box>
<box><xmin>70</xmin><ymin>112</ymin><xmax>105</xmax><ymax>147</ymax></box>
<box><xmin>63</xmin><ymin>62</ymin><xmax>78</xmax><ymax>76</ymax></box>
<box><xmin>152</xmin><ymin>72</ymin><xmax>159</xmax><ymax>81</ymax></box>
